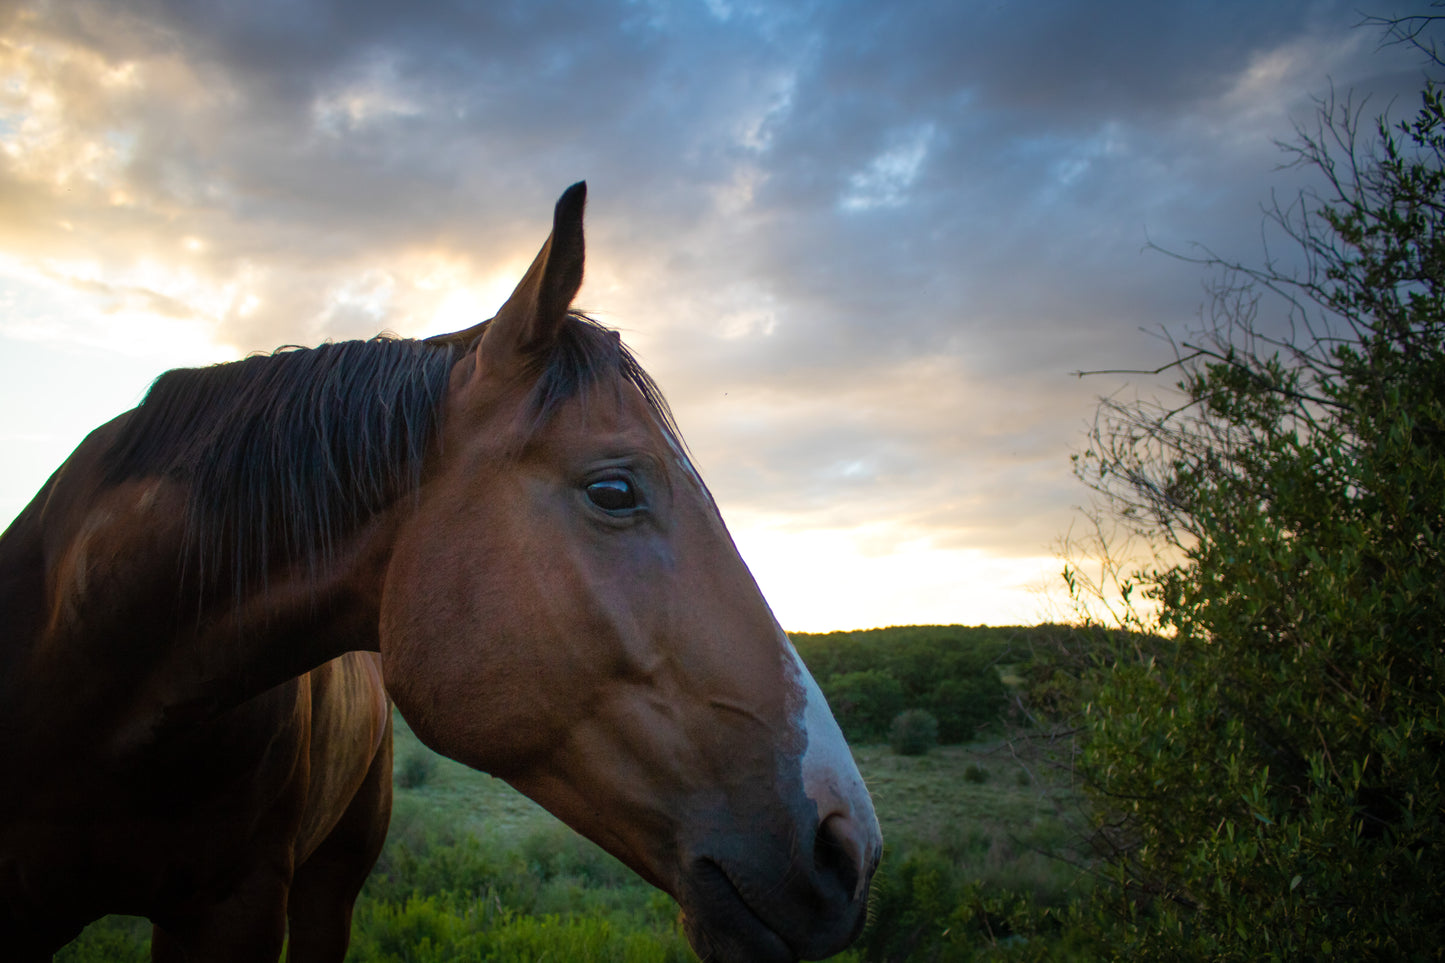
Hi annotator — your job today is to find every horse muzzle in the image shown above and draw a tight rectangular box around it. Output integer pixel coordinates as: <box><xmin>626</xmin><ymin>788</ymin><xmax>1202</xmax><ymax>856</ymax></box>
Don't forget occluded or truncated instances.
<box><xmin>678</xmin><ymin>805</ymin><xmax>880</xmax><ymax>963</ymax></box>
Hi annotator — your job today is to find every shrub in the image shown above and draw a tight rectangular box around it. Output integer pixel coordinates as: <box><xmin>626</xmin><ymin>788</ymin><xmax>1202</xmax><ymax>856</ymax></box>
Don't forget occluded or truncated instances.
<box><xmin>395</xmin><ymin>750</ymin><xmax>437</xmax><ymax>789</ymax></box>
<box><xmin>854</xmin><ymin>844</ymin><xmax>1108</xmax><ymax>962</ymax></box>
<box><xmin>889</xmin><ymin>709</ymin><xmax>939</xmax><ymax>756</ymax></box>
<box><xmin>824</xmin><ymin>670</ymin><xmax>906</xmax><ymax>742</ymax></box>
<box><xmin>1066</xmin><ymin>27</ymin><xmax>1445</xmax><ymax>959</ymax></box>
<box><xmin>923</xmin><ymin>673</ymin><xmax>1010</xmax><ymax>743</ymax></box>
<box><xmin>963</xmin><ymin>763</ymin><xmax>988</xmax><ymax>784</ymax></box>
<box><xmin>53</xmin><ymin>917</ymin><xmax>150</xmax><ymax>963</ymax></box>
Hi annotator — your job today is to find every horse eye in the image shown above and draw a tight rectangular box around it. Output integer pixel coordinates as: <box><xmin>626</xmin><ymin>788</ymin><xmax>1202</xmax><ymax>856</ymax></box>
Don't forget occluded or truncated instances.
<box><xmin>586</xmin><ymin>477</ymin><xmax>637</xmax><ymax>512</ymax></box>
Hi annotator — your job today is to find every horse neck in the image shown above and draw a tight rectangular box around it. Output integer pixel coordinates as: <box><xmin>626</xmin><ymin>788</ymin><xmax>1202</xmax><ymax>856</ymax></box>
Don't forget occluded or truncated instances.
<box><xmin>0</xmin><ymin>492</ymin><xmax>52</xmax><ymax>713</ymax></box>
<box><xmin>0</xmin><ymin>432</ymin><xmax>401</xmax><ymax>765</ymax></box>
<box><xmin>169</xmin><ymin>510</ymin><xmax>399</xmax><ymax>704</ymax></box>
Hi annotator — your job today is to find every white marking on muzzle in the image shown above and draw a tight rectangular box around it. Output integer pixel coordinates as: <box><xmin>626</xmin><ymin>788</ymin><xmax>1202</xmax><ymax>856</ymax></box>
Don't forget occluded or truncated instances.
<box><xmin>783</xmin><ymin>633</ymin><xmax>881</xmax><ymax>898</ymax></box>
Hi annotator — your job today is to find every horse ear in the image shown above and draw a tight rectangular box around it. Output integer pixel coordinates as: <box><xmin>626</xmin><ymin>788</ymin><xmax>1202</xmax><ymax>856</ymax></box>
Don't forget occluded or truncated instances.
<box><xmin>424</xmin><ymin>182</ymin><xmax>587</xmax><ymax>356</ymax></box>
<box><xmin>479</xmin><ymin>182</ymin><xmax>586</xmax><ymax>365</ymax></box>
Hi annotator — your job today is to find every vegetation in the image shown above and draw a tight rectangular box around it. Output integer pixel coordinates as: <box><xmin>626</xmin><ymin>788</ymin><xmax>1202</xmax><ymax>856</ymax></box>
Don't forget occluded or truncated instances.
<box><xmin>394</xmin><ymin>749</ymin><xmax>437</xmax><ymax>790</ymax></box>
<box><xmin>890</xmin><ymin>708</ymin><xmax>940</xmax><ymax>756</ymax></box>
<box><xmin>1058</xmin><ymin>15</ymin><xmax>1445</xmax><ymax>959</ymax></box>
<box><xmin>53</xmin><ymin>19</ymin><xmax>1445</xmax><ymax>963</ymax></box>
<box><xmin>793</xmin><ymin>624</ymin><xmax>1041</xmax><ymax>743</ymax></box>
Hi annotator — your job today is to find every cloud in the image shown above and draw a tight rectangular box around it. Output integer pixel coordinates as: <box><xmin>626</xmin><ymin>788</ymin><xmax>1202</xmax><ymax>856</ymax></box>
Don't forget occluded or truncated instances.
<box><xmin>0</xmin><ymin>0</ymin><xmax>1428</xmax><ymax>627</ymax></box>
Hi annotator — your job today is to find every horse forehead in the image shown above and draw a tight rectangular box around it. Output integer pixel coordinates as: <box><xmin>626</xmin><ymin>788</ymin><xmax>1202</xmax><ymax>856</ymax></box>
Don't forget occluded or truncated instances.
<box><xmin>531</xmin><ymin>382</ymin><xmax>670</xmax><ymax>454</ymax></box>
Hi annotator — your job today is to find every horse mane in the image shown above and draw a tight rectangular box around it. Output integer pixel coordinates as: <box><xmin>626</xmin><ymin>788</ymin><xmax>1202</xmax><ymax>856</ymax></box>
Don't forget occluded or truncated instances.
<box><xmin>101</xmin><ymin>315</ymin><xmax>682</xmax><ymax>598</ymax></box>
<box><xmin>526</xmin><ymin>313</ymin><xmax>683</xmax><ymax>446</ymax></box>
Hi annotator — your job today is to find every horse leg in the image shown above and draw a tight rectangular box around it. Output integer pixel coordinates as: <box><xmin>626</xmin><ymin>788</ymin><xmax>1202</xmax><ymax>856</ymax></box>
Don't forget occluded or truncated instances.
<box><xmin>284</xmin><ymin>715</ymin><xmax>393</xmax><ymax>963</ymax></box>
<box><xmin>150</xmin><ymin>864</ymin><xmax>290</xmax><ymax>963</ymax></box>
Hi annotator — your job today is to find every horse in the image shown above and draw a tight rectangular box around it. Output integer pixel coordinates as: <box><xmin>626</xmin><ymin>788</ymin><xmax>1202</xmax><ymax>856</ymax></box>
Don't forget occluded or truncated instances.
<box><xmin>0</xmin><ymin>183</ymin><xmax>881</xmax><ymax>962</ymax></box>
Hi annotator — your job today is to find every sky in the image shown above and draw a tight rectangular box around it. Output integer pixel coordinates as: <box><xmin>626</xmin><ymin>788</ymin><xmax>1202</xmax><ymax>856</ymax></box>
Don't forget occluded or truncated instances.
<box><xmin>0</xmin><ymin>0</ymin><xmax>1428</xmax><ymax>632</ymax></box>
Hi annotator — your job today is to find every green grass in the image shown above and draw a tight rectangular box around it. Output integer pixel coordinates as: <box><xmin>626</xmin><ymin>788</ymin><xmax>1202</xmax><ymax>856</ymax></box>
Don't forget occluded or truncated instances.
<box><xmin>385</xmin><ymin>712</ymin><xmax>558</xmax><ymax>842</ymax></box>
<box><xmin>58</xmin><ymin>712</ymin><xmax>1088</xmax><ymax>961</ymax></box>
<box><xmin>853</xmin><ymin>741</ymin><xmax>1089</xmax><ymax>907</ymax></box>
<box><xmin>388</xmin><ymin>713</ymin><xmax>1073</xmax><ymax>851</ymax></box>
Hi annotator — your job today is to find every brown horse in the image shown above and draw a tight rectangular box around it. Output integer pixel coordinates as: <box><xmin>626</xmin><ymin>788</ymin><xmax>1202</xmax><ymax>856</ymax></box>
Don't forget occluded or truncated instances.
<box><xmin>0</xmin><ymin>183</ymin><xmax>881</xmax><ymax>962</ymax></box>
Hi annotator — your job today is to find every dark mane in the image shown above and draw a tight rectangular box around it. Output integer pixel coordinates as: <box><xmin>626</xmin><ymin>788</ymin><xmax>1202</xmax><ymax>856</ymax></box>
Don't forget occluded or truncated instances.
<box><xmin>104</xmin><ymin>336</ymin><xmax>459</xmax><ymax>595</ymax></box>
<box><xmin>526</xmin><ymin>313</ymin><xmax>683</xmax><ymax>446</ymax></box>
<box><xmin>102</xmin><ymin>316</ymin><xmax>682</xmax><ymax>597</ymax></box>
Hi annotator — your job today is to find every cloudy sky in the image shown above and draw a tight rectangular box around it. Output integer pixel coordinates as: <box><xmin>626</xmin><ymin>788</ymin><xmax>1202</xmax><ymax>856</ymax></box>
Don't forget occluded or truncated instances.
<box><xmin>0</xmin><ymin>0</ymin><xmax>1427</xmax><ymax>631</ymax></box>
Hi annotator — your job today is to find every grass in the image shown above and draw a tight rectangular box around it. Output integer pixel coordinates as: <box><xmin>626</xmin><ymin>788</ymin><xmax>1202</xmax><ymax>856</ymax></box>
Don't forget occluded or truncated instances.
<box><xmin>58</xmin><ymin>713</ymin><xmax>1088</xmax><ymax>960</ymax></box>
<box><xmin>385</xmin><ymin>712</ymin><xmax>558</xmax><ymax>842</ymax></box>
<box><xmin>387</xmin><ymin>714</ymin><xmax>1072</xmax><ymax>852</ymax></box>
<box><xmin>853</xmin><ymin>740</ymin><xmax>1089</xmax><ymax>907</ymax></box>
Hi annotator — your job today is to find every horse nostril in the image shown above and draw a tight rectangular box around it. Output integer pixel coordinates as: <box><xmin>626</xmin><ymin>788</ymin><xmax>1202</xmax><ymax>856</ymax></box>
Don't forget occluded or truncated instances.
<box><xmin>814</xmin><ymin>813</ymin><xmax>865</xmax><ymax>901</ymax></box>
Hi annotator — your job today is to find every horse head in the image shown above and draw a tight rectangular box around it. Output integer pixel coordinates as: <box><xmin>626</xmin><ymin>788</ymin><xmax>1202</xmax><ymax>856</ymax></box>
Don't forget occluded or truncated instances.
<box><xmin>380</xmin><ymin>183</ymin><xmax>881</xmax><ymax>962</ymax></box>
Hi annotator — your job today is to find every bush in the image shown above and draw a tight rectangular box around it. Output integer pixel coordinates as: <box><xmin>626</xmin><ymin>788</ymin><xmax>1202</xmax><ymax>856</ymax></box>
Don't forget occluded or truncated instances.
<box><xmin>794</xmin><ymin>625</ymin><xmax>1028</xmax><ymax>744</ymax></box>
<box><xmin>53</xmin><ymin>917</ymin><xmax>150</xmax><ymax>963</ymax></box>
<box><xmin>889</xmin><ymin>709</ymin><xmax>939</xmax><ymax>756</ymax></box>
<box><xmin>348</xmin><ymin>898</ymin><xmax>694</xmax><ymax>963</ymax></box>
<box><xmin>395</xmin><ymin>750</ymin><xmax>437</xmax><ymax>789</ymax></box>
<box><xmin>824</xmin><ymin>670</ymin><xmax>906</xmax><ymax>742</ymax></box>
<box><xmin>355</xmin><ymin>829</ymin><xmax>693</xmax><ymax>963</ymax></box>
<box><xmin>963</xmin><ymin>763</ymin><xmax>988</xmax><ymax>784</ymax></box>
<box><xmin>1066</xmin><ymin>26</ymin><xmax>1445</xmax><ymax>959</ymax></box>
<box><xmin>855</xmin><ymin>843</ymin><xmax>1108</xmax><ymax>963</ymax></box>
<box><xmin>923</xmin><ymin>674</ymin><xmax>1009</xmax><ymax>743</ymax></box>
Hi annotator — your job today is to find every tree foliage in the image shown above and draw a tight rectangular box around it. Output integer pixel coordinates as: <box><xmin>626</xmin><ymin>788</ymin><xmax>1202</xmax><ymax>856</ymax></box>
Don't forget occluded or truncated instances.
<box><xmin>1066</xmin><ymin>19</ymin><xmax>1445</xmax><ymax>960</ymax></box>
<box><xmin>793</xmin><ymin>625</ymin><xmax>1018</xmax><ymax>743</ymax></box>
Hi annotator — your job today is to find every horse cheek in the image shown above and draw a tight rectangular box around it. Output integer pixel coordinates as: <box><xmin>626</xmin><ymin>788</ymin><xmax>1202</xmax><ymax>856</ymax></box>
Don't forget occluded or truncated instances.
<box><xmin>378</xmin><ymin>511</ymin><xmax>555</xmax><ymax>775</ymax></box>
<box><xmin>376</xmin><ymin>527</ymin><xmax>477</xmax><ymax>757</ymax></box>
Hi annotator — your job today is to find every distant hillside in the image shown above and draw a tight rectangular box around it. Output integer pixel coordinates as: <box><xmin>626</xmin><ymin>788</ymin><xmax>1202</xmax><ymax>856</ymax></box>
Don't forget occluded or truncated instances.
<box><xmin>788</xmin><ymin>624</ymin><xmax>1076</xmax><ymax>744</ymax></box>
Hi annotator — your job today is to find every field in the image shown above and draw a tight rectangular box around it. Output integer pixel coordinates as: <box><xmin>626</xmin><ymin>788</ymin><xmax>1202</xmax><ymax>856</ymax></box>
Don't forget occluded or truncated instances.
<box><xmin>385</xmin><ymin>709</ymin><xmax>1076</xmax><ymax>862</ymax></box>
<box><xmin>58</xmin><ymin>709</ymin><xmax>1088</xmax><ymax>961</ymax></box>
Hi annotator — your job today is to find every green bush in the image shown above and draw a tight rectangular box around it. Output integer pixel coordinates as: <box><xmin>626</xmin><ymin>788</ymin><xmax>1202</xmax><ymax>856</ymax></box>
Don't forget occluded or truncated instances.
<box><xmin>854</xmin><ymin>843</ymin><xmax>1106</xmax><ymax>963</ymax></box>
<box><xmin>347</xmin><ymin>898</ymin><xmax>694</xmax><ymax>963</ymax></box>
<box><xmin>795</xmin><ymin>625</ymin><xmax>1024</xmax><ymax>744</ymax></box>
<box><xmin>963</xmin><ymin>763</ymin><xmax>988</xmax><ymax>784</ymax></box>
<box><xmin>395</xmin><ymin>750</ymin><xmax>437</xmax><ymax>789</ymax></box>
<box><xmin>889</xmin><ymin>709</ymin><xmax>939</xmax><ymax>756</ymax></box>
<box><xmin>923</xmin><ymin>674</ymin><xmax>1009</xmax><ymax>743</ymax></box>
<box><xmin>823</xmin><ymin>669</ymin><xmax>905</xmax><ymax>742</ymax></box>
<box><xmin>1067</xmin><ymin>31</ymin><xmax>1445</xmax><ymax>960</ymax></box>
<box><xmin>54</xmin><ymin>917</ymin><xmax>150</xmax><ymax>963</ymax></box>
<box><xmin>352</xmin><ymin>827</ymin><xmax>693</xmax><ymax>963</ymax></box>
